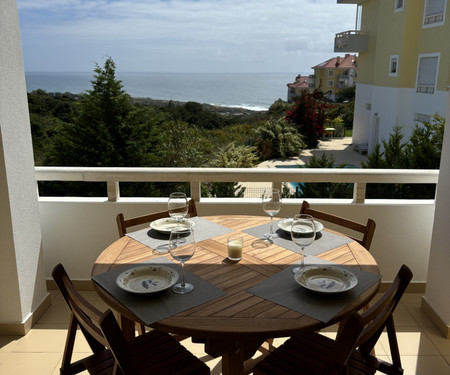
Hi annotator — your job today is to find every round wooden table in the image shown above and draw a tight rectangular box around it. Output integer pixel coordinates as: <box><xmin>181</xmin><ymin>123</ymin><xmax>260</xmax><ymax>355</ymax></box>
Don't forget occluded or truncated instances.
<box><xmin>92</xmin><ymin>215</ymin><xmax>380</xmax><ymax>375</ymax></box>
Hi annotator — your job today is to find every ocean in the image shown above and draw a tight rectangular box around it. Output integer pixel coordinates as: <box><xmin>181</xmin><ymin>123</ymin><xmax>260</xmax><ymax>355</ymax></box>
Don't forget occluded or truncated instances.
<box><xmin>24</xmin><ymin>72</ymin><xmax>300</xmax><ymax>111</ymax></box>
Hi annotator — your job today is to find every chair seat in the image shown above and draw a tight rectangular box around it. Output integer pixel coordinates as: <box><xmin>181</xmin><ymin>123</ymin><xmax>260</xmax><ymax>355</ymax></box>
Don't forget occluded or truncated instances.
<box><xmin>119</xmin><ymin>329</ymin><xmax>209</xmax><ymax>375</ymax></box>
<box><xmin>254</xmin><ymin>332</ymin><xmax>335</xmax><ymax>374</ymax></box>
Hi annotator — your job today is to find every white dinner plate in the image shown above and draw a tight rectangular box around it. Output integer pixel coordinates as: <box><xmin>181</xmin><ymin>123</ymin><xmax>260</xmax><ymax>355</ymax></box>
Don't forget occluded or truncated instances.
<box><xmin>294</xmin><ymin>266</ymin><xmax>358</xmax><ymax>294</ymax></box>
<box><xmin>149</xmin><ymin>217</ymin><xmax>195</xmax><ymax>234</ymax></box>
<box><xmin>277</xmin><ymin>218</ymin><xmax>324</xmax><ymax>233</ymax></box>
<box><xmin>116</xmin><ymin>265</ymin><xmax>179</xmax><ymax>294</ymax></box>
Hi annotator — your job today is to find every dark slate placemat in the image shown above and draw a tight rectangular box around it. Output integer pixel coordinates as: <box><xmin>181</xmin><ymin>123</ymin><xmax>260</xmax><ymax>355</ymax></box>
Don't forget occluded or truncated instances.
<box><xmin>243</xmin><ymin>219</ymin><xmax>352</xmax><ymax>256</ymax></box>
<box><xmin>127</xmin><ymin>216</ymin><xmax>234</xmax><ymax>251</ymax></box>
<box><xmin>92</xmin><ymin>258</ymin><xmax>226</xmax><ymax>326</ymax></box>
<box><xmin>247</xmin><ymin>257</ymin><xmax>380</xmax><ymax>323</ymax></box>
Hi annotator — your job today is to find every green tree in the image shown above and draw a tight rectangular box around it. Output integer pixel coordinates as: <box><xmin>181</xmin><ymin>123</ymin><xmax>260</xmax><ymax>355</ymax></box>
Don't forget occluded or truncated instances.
<box><xmin>362</xmin><ymin>117</ymin><xmax>444</xmax><ymax>199</ymax></box>
<box><xmin>46</xmin><ymin>57</ymin><xmax>139</xmax><ymax>167</ymax></box>
<box><xmin>43</xmin><ymin>57</ymin><xmax>156</xmax><ymax>196</ymax></box>
<box><xmin>405</xmin><ymin>114</ymin><xmax>445</xmax><ymax>169</ymax></box>
<box><xmin>253</xmin><ymin>118</ymin><xmax>305</xmax><ymax>160</ymax></box>
<box><xmin>291</xmin><ymin>153</ymin><xmax>352</xmax><ymax>199</ymax></box>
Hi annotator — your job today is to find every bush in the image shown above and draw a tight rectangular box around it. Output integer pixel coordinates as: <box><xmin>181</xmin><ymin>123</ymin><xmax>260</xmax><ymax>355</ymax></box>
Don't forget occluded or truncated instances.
<box><xmin>285</xmin><ymin>90</ymin><xmax>332</xmax><ymax>148</ymax></box>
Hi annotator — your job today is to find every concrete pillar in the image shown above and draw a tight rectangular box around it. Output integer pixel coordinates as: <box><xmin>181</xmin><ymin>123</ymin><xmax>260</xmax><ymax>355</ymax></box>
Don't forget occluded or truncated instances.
<box><xmin>0</xmin><ymin>0</ymin><xmax>50</xmax><ymax>335</ymax></box>
<box><xmin>423</xmin><ymin>89</ymin><xmax>450</xmax><ymax>339</ymax></box>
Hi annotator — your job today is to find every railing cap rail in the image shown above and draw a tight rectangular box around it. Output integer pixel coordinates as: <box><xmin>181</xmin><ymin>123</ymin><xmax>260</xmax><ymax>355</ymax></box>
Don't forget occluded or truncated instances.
<box><xmin>35</xmin><ymin>166</ymin><xmax>439</xmax><ymax>184</ymax></box>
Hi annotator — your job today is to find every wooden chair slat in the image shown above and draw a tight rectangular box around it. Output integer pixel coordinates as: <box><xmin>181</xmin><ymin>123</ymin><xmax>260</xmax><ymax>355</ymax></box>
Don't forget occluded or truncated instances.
<box><xmin>300</xmin><ymin>200</ymin><xmax>376</xmax><ymax>251</ymax></box>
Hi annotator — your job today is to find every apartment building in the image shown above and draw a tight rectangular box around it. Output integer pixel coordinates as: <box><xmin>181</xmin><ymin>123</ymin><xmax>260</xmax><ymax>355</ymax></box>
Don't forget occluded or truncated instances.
<box><xmin>335</xmin><ymin>0</ymin><xmax>449</xmax><ymax>153</ymax></box>
<box><xmin>287</xmin><ymin>54</ymin><xmax>357</xmax><ymax>102</ymax></box>
<box><xmin>310</xmin><ymin>54</ymin><xmax>358</xmax><ymax>101</ymax></box>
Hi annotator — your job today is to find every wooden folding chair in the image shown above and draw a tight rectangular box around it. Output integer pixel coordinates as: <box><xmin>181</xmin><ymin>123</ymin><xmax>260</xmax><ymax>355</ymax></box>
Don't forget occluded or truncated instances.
<box><xmin>253</xmin><ymin>265</ymin><xmax>412</xmax><ymax>375</ymax></box>
<box><xmin>99</xmin><ymin>309</ymin><xmax>210</xmax><ymax>375</ymax></box>
<box><xmin>116</xmin><ymin>198</ymin><xmax>197</xmax><ymax>237</ymax></box>
<box><xmin>52</xmin><ymin>263</ymin><xmax>210</xmax><ymax>375</ymax></box>
<box><xmin>300</xmin><ymin>200</ymin><xmax>376</xmax><ymax>250</ymax></box>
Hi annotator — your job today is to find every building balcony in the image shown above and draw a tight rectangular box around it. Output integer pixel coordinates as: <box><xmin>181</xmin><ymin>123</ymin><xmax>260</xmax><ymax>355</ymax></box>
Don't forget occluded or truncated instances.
<box><xmin>2</xmin><ymin>165</ymin><xmax>450</xmax><ymax>374</ymax></box>
<box><xmin>334</xmin><ymin>30</ymin><xmax>368</xmax><ymax>53</ymax></box>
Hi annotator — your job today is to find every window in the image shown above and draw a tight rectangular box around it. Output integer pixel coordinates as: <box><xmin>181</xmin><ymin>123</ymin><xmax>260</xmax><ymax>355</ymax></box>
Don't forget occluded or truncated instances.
<box><xmin>416</xmin><ymin>54</ymin><xmax>439</xmax><ymax>94</ymax></box>
<box><xmin>423</xmin><ymin>0</ymin><xmax>446</xmax><ymax>26</ymax></box>
<box><xmin>328</xmin><ymin>80</ymin><xmax>334</xmax><ymax>87</ymax></box>
<box><xmin>414</xmin><ymin>113</ymin><xmax>432</xmax><ymax>123</ymax></box>
<box><xmin>395</xmin><ymin>0</ymin><xmax>404</xmax><ymax>12</ymax></box>
<box><xmin>328</xmin><ymin>70</ymin><xmax>334</xmax><ymax>77</ymax></box>
<box><xmin>389</xmin><ymin>55</ymin><xmax>399</xmax><ymax>76</ymax></box>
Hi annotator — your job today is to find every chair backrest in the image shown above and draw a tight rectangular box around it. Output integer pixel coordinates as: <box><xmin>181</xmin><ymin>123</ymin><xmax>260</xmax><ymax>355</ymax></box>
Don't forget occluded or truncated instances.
<box><xmin>116</xmin><ymin>198</ymin><xmax>198</xmax><ymax>237</ymax></box>
<box><xmin>356</xmin><ymin>265</ymin><xmax>412</xmax><ymax>359</ymax></box>
<box><xmin>52</xmin><ymin>264</ymin><xmax>113</xmax><ymax>374</ymax></box>
<box><xmin>300</xmin><ymin>200</ymin><xmax>376</xmax><ymax>250</ymax></box>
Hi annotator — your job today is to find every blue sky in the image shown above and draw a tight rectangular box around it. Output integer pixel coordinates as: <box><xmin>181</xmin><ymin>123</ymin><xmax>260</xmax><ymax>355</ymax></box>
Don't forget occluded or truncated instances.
<box><xmin>17</xmin><ymin>0</ymin><xmax>357</xmax><ymax>73</ymax></box>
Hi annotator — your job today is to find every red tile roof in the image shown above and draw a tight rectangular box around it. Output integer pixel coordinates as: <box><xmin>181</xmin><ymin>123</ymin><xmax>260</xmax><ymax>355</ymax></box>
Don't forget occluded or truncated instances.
<box><xmin>312</xmin><ymin>54</ymin><xmax>357</xmax><ymax>69</ymax></box>
<box><xmin>287</xmin><ymin>75</ymin><xmax>310</xmax><ymax>88</ymax></box>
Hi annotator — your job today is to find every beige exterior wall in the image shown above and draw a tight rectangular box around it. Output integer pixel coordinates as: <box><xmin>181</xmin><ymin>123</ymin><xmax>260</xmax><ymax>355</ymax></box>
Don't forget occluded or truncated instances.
<box><xmin>349</xmin><ymin>0</ymin><xmax>449</xmax><ymax>151</ymax></box>
<box><xmin>313</xmin><ymin>67</ymin><xmax>356</xmax><ymax>97</ymax></box>
<box><xmin>358</xmin><ymin>0</ymin><xmax>449</xmax><ymax>90</ymax></box>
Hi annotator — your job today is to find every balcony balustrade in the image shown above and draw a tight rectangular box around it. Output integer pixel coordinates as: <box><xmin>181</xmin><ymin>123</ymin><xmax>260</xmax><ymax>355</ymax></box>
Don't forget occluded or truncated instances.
<box><xmin>37</xmin><ymin>166</ymin><xmax>437</xmax><ymax>287</ymax></box>
<box><xmin>334</xmin><ymin>30</ymin><xmax>368</xmax><ymax>53</ymax></box>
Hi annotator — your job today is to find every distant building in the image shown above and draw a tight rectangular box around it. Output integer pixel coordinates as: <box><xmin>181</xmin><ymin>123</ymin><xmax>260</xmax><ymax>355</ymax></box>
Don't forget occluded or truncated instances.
<box><xmin>335</xmin><ymin>0</ymin><xmax>449</xmax><ymax>154</ymax></box>
<box><xmin>310</xmin><ymin>54</ymin><xmax>358</xmax><ymax>102</ymax></box>
<box><xmin>286</xmin><ymin>75</ymin><xmax>311</xmax><ymax>102</ymax></box>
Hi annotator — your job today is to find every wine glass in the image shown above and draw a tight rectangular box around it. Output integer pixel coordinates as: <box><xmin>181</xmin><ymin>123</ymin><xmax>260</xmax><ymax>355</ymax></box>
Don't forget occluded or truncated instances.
<box><xmin>168</xmin><ymin>192</ymin><xmax>188</xmax><ymax>242</ymax></box>
<box><xmin>291</xmin><ymin>214</ymin><xmax>316</xmax><ymax>274</ymax></box>
<box><xmin>168</xmin><ymin>226</ymin><xmax>196</xmax><ymax>294</ymax></box>
<box><xmin>262</xmin><ymin>188</ymin><xmax>281</xmax><ymax>240</ymax></box>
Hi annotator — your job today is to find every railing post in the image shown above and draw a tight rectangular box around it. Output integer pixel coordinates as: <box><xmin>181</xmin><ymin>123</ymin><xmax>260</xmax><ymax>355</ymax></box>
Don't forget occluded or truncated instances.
<box><xmin>272</xmin><ymin>182</ymin><xmax>282</xmax><ymax>192</ymax></box>
<box><xmin>353</xmin><ymin>182</ymin><xmax>366</xmax><ymax>204</ymax></box>
<box><xmin>107</xmin><ymin>181</ymin><xmax>120</xmax><ymax>202</ymax></box>
<box><xmin>190</xmin><ymin>181</ymin><xmax>201</xmax><ymax>202</ymax></box>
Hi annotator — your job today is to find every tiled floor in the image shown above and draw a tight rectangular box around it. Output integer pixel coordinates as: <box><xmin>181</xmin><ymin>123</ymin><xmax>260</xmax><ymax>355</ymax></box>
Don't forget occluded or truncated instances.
<box><xmin>0</xmin><ymin>291</ymin><xmax>449</xmax><ymax>375</ymax></box>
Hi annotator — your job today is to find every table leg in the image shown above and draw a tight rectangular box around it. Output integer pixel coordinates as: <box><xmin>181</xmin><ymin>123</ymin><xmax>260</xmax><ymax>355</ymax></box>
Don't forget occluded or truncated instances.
<box><xmin>204</xmin><ymin>338</ymin><xmax>265</xmax><ymax>375</ymax></box>
<box><xmin>222</xmin><ymin>345</ymin><xmax>245</xmax><ymax>375</ymax></box>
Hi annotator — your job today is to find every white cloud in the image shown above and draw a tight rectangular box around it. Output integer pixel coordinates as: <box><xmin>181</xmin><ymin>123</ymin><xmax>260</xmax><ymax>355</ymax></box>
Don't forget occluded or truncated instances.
<box><xmin>17</xmin><ymin>0</ymin><xmax>357</xmax><ymax>72</ymax></box>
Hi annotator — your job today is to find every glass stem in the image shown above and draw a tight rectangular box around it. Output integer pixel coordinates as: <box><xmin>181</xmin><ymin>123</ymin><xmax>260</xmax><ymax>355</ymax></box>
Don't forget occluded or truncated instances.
<box><xmin>180</xmin><ymin>262</ymin><xmax>186</xmax><ymax>288</ymax></box>
<box><xmin>270</xmin><ymin>216</ymin><xmax>274</xmax><ymax>234</ymax></box>
<box><xmin>301</xmin><ymin>247</ymin><xmax>305</xmax><ymax>268</ymax></box>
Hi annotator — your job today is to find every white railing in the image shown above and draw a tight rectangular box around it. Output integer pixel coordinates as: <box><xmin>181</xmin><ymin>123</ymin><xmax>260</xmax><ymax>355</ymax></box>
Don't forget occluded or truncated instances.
<box><xmin>36</xmin><ymin>167</ymin><xmax>438</xmax><ymax>283</ymax></box>
<box><xmin>35</xmin><ymin>166</ymin><xmax>439</xmax><ymax>203</ymax></box>
<box><xmin>334</xmin><ymin>30</ymin><xmax>369</xmax><ymax>52</ymax></box>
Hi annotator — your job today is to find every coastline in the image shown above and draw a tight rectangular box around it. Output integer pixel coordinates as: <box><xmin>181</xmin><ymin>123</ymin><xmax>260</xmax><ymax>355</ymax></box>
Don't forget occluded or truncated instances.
<box><xmin>131</xmin><ymin>97</ymin><xmax>268</xmax><ymax>116</ymax></box>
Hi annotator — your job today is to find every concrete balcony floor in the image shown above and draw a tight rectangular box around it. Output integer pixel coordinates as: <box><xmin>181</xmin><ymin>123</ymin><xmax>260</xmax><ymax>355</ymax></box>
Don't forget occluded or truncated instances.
<box><xmin>0</xmin><ymin>291</ymin><xmax>448</xmax><ymax>374</ymax></box>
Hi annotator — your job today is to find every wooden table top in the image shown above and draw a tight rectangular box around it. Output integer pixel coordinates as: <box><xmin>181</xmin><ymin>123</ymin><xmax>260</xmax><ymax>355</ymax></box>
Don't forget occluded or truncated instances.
<box><xmin>92</xmin><ymin>215</ymin><xmax>380</xmax><ymax>340</ymax></box>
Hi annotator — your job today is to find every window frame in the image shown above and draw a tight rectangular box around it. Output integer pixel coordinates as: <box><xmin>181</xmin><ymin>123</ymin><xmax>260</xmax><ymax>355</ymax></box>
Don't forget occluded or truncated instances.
<box><xmin>328</xmin><ymin>70</ymin><xmax>334</xmax><ymax>77</ymax></box>
<box><xmin>423</xmin><ymin>0</ymin><xmax>447</xmax><ymax>28</ymax></box>
<box><xmin>389</xmin><ymin>55</ymin><xmax>399</xmax><ymax>77</ymax></box>
<box><xmin>395</xmin><ymin>0</ymin><xmax>405</xmax><ymax>12</ymax></box>
<box><xmin>416</xmin><ymin>53</ymin><xmax>440</xmax><ymax>94</ymax></box>
<box><xmin>328</xmin><ymin>80</ymin><xmax>334</xmax><ymax>87</ymax></box>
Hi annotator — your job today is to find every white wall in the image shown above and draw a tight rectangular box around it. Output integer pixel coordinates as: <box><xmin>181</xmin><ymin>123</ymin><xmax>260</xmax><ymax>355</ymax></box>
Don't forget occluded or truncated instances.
<box><xmin>39</xmin><ymin>198</ymin><xmax>435</xmax><ymax>283</ymax></box>
<box><xmin>425</xmin><ymin>90</ymin><xmax>450</xmax><ymax>328</ymax></box>
<box><xmin>354</xmin><ymin>83</ymin><xmax>448</xmax><ymax>152</ymax></box>
<box><xmin>0</xmin><ymin>0</ymin><xmax>48</xmax><ymax>325</ymax></box>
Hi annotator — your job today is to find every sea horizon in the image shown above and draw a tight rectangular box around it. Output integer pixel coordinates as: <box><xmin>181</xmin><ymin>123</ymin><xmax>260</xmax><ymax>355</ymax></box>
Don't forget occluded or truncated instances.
<box><xmin>24</xmin><ymin>71</ymin><xmax>309</xmax><ymax>111</ymax></box>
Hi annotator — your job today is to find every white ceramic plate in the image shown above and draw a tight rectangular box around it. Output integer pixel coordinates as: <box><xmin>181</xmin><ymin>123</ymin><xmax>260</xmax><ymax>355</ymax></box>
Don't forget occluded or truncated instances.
<box><xmin>294</xmin><ymin>266</ymin><xmax>358</xmax><ymax>294</ymax></box>
<box><xmin>116</xmin><ymin>265</ymin><xmax>179</xmax><ymax>294</ymax></box>
<box><xmin>149</xmin><ymin>217</ymin><xmax>195</xmax><ymax>234</ymax></box>
<box><xmin>277</xmin><ymin>218</ymin><xmax>324</xmax><ymax>233</ymax></box>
